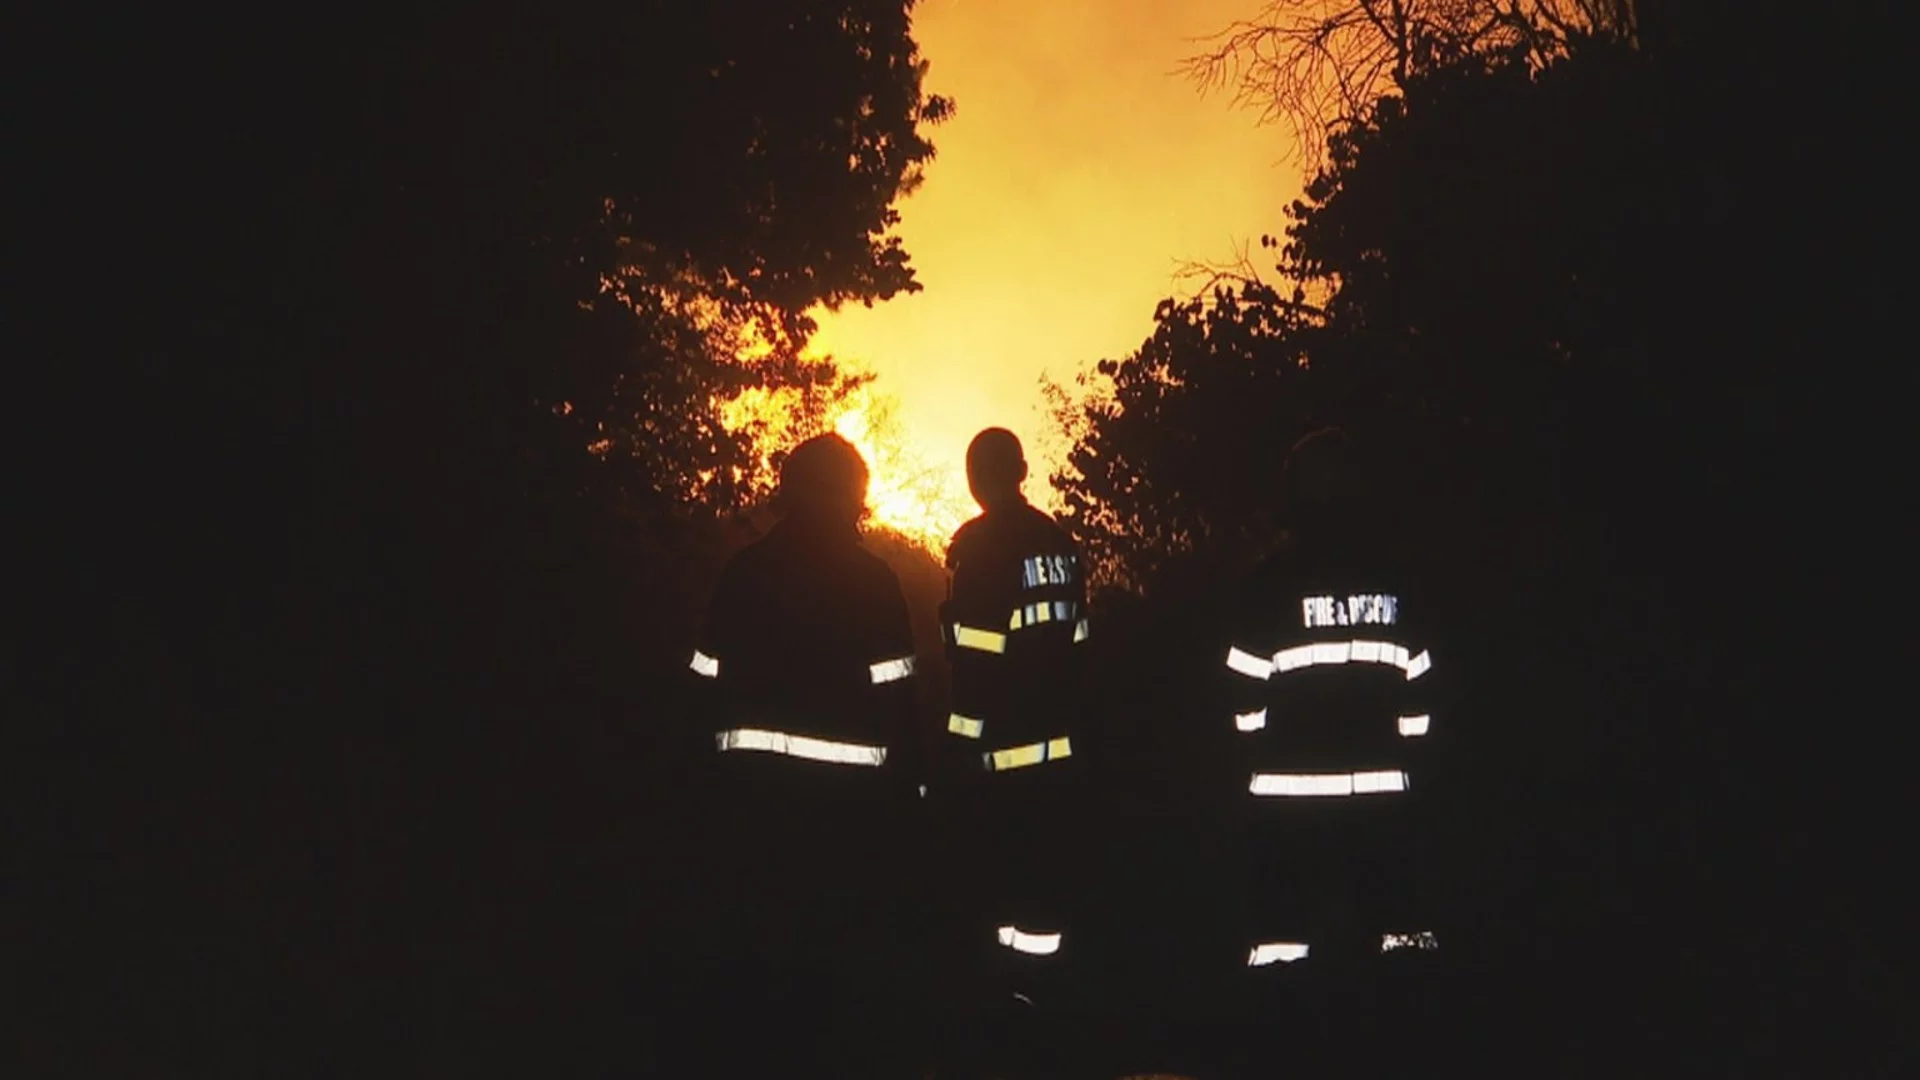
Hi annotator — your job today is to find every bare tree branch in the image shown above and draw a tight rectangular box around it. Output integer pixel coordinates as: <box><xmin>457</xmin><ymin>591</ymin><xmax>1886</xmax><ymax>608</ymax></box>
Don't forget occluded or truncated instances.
<box><xmin>1180</xmin><ymin>0</ymin><xmax>1635</xmax><ymax>171</ymax></box>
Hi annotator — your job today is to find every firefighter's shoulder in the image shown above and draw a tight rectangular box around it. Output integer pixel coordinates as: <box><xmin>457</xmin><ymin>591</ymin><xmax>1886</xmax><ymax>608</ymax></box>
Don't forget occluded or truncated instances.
<box><xmin>713</xmin><ymin>529</ymin><xmax>784</xmax><ymax>591</ymax></box>
<box><xmin>987</xmin><ymin>501</ymin><xmax>1076</xmax><ymax>557</ymax></box>
<box><xmin>845</xmin><ymin>539</ymin><xmax>904</xmax><ymax>591</ymax></box>
<box><xmin>945</xmin><ymin>512</ymin><xmax>989</xmax><ymax>569</ymax></box>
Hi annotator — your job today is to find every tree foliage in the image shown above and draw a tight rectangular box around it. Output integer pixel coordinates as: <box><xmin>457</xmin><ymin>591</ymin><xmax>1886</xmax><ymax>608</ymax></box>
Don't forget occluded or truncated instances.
<box><xmin>271</xmin><ymin>3</ymin><xmax>955</xmax><ymax>537</ymax></box>
<box><xmin>475</xmin><ymin>2</ymin><xmax>958</xmax><ymax>518</ymax></box>
<box><xmin>1056</xmin><ymin>28</ymin><xmax>1666</xmax><ymax>595</ymax></box>
<box><xmin>1046</xmin><ymin>282</ymin><xmax>1326</xmax><ymax>595</ymax></box>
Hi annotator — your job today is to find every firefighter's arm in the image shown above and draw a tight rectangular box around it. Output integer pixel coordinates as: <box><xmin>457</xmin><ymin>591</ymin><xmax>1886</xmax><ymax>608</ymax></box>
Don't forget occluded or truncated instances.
<box><xmin>1221</xmin><ymin>582</ymin><xmax>1277</xmax><ymax>728</ymax></box>
<box><xmin>685</xmin><ymin>563</ymin><xmax>740</xmax><ymax>756</ymax></box>
<box><xmin>874</xmin><ymin>575</ymin><xmax>926</xmax><ymax>796</ymax></box>
<box><xmin>1394</xmin><ymin>585</ymin><xmax>1443</xmax><ymax>790</ymax></box>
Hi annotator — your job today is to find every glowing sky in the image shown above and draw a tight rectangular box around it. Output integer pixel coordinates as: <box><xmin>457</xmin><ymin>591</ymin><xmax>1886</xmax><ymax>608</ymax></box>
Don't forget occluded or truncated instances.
<box><xmin>810</xmin><ymin>0</ymin><xmax>1300</xmax><ymax>546</ymax></box>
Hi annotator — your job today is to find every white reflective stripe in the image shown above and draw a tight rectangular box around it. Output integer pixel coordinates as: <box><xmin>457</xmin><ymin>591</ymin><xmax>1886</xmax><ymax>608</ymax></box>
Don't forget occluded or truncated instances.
<box><xmin>1226</xmin><ymin>646</ymin><xmax>1273</xmax><ymax>679</ymax></box>
<box><xmin>1248</xmin><ymin>770</ymin><xmax>1409</xmax><ymax>796</ymax></box>
<box><xmin>689</xmin><ymin>650</ymin><xmax>719</xmax><ymax>678</ymax></box>
<box><xmin>996</xmin><ymin>926</ymin><xmax>1062</xmax><ymax>955</ymax></box>
<box><xmin>1352</xmin><ymin>769</ymin><xmax>1409</xmax><ymax>793</ymax></box>
<box><xmin>984</xmin><ymin>736</ymin><xmax>1072</xmax><ymax>772</ymax></box>
<box><xmin>1235</xmin><ymin>708</ymin><xmax>1268</xmax><ymax>732</ymax></box>
<box><xmin>1273</xmin><ymin>644</ymin><xmax>1314</xmax><ymax>673</ymax></box>
<box><xmin>1382</xmin><ymin>931</ymin><xmax>1439</xmax><ymax>952</ymax></box>
<box><xmin>947</xmin><ymin>714</ymin><xmax>984</xmax><ymax>739</ymax></box>
<box><xmin>869</xmin><ymin>655</ymin><xmax>916</xmax><ymax>684</ymax></box>
<box><xmin>1270</xmin><ymin>640</ymin><xmax>1430</xmax><ymax>678</ymax></box>
<box><xmin>1404</xmin><ymin>648</ymin><xmax>1432</xmax><ymax>680</ymax></box>
<box><xmin>1311</xmin><ymin>641</ymin><xmax>1351</xmax><ymax>665</ymax></box>
<box><xmin>952</xmin><ymin>625</ymin><xmax>1007</xmax><ymax>654</ymax></box>
<box><xmin>1251</xmin><ymin>772</ymin><xmax>1353</xmax><ymax>796</ymax></box>
<box><xmin>1072</xmin><ymin>618</ymin><xmax>1089</xmax><ymax>643</ymax></box>
<box><xmin>1398</xmin><ymin>714</ymin><xmax>1430</xmax><ymax>737</ymax></box>
<box><xmin>1248</xmin><ymin>942</ymin><xmax>1310</xmax><ymax>966</ymax></box>
<box><xmin>714</xmin><ymin>727</ymin><xmax>887</xmax><ymax>767</ymax></box>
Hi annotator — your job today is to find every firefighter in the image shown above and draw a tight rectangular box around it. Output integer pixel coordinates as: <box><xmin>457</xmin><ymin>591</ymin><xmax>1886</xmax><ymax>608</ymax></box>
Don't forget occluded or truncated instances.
<box><xmin>1218</xmin><ymin>427</ymin><xmax>1444</xmax><ymax>1018</ymax></box>
<box><xmin>939</xmin><ymin>427</ymin><xmax>1092</xmax><ymax>1032</ymax></box>
<box><xmin>684</xmin><ymin>432</ymin><xmax>927</xmax><ymax>1078</ymax></box>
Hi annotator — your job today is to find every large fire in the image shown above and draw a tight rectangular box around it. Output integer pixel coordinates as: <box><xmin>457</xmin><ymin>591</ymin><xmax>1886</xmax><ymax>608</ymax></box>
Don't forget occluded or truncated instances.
<box><xmin>828</xmin><ymin>386</ymin><xmax>976</xmax><ymax>557</ymax></box>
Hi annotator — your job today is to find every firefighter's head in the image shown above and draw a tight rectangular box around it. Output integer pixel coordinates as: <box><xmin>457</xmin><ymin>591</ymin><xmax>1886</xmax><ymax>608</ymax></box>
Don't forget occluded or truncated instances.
<box><xmin>966</xmin><ymin>428</ymin><xmax>1027</xmax><ymax>510</ymax></box>
<box><xmin>1282</xmin><ymin>426</ymin><xmax>1374</xmax><ymax>533</ymax></box>
<box><xmin>777</xmin><ymin>433</ymin><xmax>870</xmax><ymax>528</ymax></box>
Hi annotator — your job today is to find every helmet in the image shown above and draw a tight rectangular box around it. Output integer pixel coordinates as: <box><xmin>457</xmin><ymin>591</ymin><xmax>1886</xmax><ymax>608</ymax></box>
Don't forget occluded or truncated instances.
<box><xmin>777</xmin><ymin>433</ymin><xmax>870</xmax><ymax>524</ymax></box>
<box><xmin>966</xmin><ymin>427</ymin><xmax>1027</xmax><ymax>507</ymax></box>
<box><xmin>1282</xmin><ymin>426</ymin><xmax>1370</xmax><ymax>525</ymax></box>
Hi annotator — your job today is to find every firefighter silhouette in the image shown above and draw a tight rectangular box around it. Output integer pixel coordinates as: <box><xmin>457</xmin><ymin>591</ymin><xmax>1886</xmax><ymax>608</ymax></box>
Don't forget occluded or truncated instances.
<box><xmin>1218</xmin><ymin>428</ymin><xmax>1444</xmax><ymax>999</ymax></box>
<box><xmin>939</xmin><ymin>427</ymin><xmax>1092</xmax><ymax>1024</ymax></box>
<box><xmin>685</xmin><ymin>432</ymin><xmax>927</xmax><ymax>1077</ymax></box>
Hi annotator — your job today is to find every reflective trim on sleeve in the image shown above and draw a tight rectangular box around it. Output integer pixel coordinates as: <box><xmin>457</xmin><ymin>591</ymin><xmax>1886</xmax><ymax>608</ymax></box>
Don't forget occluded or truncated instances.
<box><xmin>1226</xmin><ymin>646</ymin><xmax>1274</xmax><ymax>680</ymax></box>
<box><xmin>715</xmin><ymin>728</ymin><xmax>887</xmax><ymax>767</ymax></box>
<box><xmin>996</xmin><ymin>926</ymin><xmax>1062</xmax><ymax>955</ymax></box>
<box><xmin>984</xmin><ymin>736</ymin><xmax>1073</xmax><ymax>772</ymax></box>
<box><xmin>689</xmin><ymin>650</ymin><xmax>719</xmax><ymax>678</ymax></box>
<box><xmin>1382</xmin><ymin>931</ymin><xmax>1439</xmax><ymax>952</ymax></box>
<box><xmin>1398</xmin><ymin>714</ymin><xmax>1430</xmax><ymax>737</ymax></box>
<box><xmin>1235</xmin><ymin>708</ymin><xmax>1268</xmax><ymax>732</ymax></box>
<box><xmin>952</xmin><ymin>625</ymin><xmax>1007</xmax><ymax>654</ymax></box>
<box><xmin>1248</xmin><ymin>942</ymin><xmax>1309</xmax><ymax>966</ymax></box>
<box><xmin>869</xmin><ymin>655</ymin><xmax>917</xmax><ymax>684</ymax></box>
<box><xmin>947</xmin><ymin>714</ymin><xmax>984</xmax><ymax>739</ymax></box>
<box><xmin>1247</xmin><ymin>769</ymin><xmax>1409</xmax><ymax>797</ymax></box>
<box><xmin>1073</xmin><ymin>618</ymin><xmax>1090</xmax><ymax>643</ymax></box>
<box><xmin>1404</xmin><ymin>649</ymin><xmax>1432</xmax><ymax>680</ymax></box>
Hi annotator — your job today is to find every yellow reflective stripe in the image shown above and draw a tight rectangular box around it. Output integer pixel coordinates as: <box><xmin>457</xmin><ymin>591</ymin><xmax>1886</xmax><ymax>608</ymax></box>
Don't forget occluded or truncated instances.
<box><xmin>947</xmin><ymin>714</ymin><xmax>984</xmax><ymax>739</ymax></box>
<box><xmin>952</xmin><ymin>625</ymin><xmax>1007</xmax><ymax>654</ymax></box>
<box><xmin>1009</xmin><ymin>602</ymin><xmax>1082</xmax><ymax>632</ymax></box>
<box><xmin>1072</xmin><ymin>618</ymin><xmax>1089</xmax><ymax>643</ymax></box>
<box><xmin>983</xmin><ymin>735</ymin><xmax>1072</xmax><ymax>772</ymax></box>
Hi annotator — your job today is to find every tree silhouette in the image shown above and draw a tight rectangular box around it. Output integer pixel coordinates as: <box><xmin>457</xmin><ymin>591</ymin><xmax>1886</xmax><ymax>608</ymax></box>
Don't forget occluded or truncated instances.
<box><xmin>388</xmin><ymin>3</ymin><xmax>960</xmax><ymax>521</ymax></box>
<box><xmin>1056</xmin><ymin>33</ymin><xmax>1660</xmax><ymax>595</ymax></box>
<box><xmin>1046</xmin><ymin>282</ymin><xmax>1327</xmax><ymax>596</ymax></box>
<box><xmin>18</xmin><ymin>7</ymin><xmax>962</xmax><ymax>1075</ymax></box>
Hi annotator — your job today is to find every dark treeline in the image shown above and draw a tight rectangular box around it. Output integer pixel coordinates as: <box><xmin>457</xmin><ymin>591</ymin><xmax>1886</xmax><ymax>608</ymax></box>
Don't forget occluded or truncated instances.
<box><xmin>14</xmin><ymin>1</ymin><xmax>1908</xmax><ymax>1077</ymax></box>
<box><xmin>1051</xmin><ymin>4</ymin><xmax>1907</xmax><ymax>1075</ymax></box>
